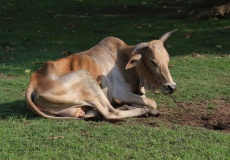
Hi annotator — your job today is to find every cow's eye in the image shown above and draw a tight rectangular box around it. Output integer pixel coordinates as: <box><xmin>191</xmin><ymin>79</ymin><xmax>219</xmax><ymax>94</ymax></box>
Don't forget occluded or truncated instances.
<box><xmin>150</xmin><ymin>59</ymin><xmax>158</xmax><ymax>67</ymax></box>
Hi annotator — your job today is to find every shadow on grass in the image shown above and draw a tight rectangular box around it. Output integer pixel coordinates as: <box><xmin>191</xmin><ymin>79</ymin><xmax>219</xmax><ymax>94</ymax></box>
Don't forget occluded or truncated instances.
<box><xmin>0</xmin><ymin>100</ymin><xmax>37</xmax><ymax>120</ymax></box>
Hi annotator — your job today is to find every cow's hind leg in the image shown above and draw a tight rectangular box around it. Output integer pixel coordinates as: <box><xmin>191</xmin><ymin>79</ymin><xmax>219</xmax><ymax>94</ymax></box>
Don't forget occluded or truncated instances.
<box><xmin>54</xmin><ymin>106</ymin><xmax>91</xmax><ymax>118</ymax></box>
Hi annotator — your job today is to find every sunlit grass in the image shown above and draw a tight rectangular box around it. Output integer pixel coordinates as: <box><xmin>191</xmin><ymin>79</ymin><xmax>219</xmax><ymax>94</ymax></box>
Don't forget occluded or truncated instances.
<box><xmin>0</xmin><ymin>0</ymin><xmax>229</xmax><ymax>159</ymax></box>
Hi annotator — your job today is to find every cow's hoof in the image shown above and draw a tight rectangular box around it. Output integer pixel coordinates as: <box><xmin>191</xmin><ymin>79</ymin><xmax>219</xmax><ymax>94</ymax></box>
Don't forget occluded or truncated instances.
<box><xmin>149</xmin><ymin>109</ymin><xmax>160</xmax><ymax>117</ymax></box>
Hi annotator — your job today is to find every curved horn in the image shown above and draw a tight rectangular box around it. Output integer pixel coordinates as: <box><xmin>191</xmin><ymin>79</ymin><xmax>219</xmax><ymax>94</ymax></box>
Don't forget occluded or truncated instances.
<box><xmin>159</xmin><ymin>29</ymin><xmax>177</xmax><ymax>43</ymax></box>
<box><xmin>131</xmin><ymin>42</ymin><xmax>149</xmax><ymax>54</ymax></box>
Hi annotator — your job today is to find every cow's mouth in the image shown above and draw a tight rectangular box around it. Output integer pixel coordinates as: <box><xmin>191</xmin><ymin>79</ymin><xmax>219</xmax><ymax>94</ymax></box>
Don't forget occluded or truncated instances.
<box><xmin>142</xmin><ymin>79</ymin><xmax>176</xmax><ymax>95</ymax></box>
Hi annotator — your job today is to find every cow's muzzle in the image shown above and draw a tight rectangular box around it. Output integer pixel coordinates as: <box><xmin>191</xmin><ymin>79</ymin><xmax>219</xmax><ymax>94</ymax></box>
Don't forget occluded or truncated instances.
<box><xmin>166</xmin><ymin>84</ymin><xmax>177</xmax><ymax>94</ymax></box>
<box><xmin>161</xmin><ymin>83</ymin><xmax>177</xmax><ymax>94</ymax></box>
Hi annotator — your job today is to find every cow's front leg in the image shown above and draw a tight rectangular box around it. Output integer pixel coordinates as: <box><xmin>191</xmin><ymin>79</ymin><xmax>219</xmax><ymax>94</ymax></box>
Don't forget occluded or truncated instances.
<box><xmin>116</xmin><ymin>104</ymin><xmax>159</xmax><ymax>116</ymax></box>
<box><xmin>113</xmin><ymin>91</ymin><xmax>157</xmax><ymax>109</ymax></box>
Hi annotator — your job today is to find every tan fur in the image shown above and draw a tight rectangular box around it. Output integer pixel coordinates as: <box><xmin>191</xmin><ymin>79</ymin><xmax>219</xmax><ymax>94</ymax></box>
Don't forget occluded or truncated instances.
<box><xmin>26</xmin><ymin>31</ymin><xmax>176</xmax><ymax>120</ymax></box>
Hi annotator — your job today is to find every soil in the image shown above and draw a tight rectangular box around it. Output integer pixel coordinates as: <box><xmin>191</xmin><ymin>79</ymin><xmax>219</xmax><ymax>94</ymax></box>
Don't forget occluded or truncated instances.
<box><xmin>134</xmin><ymin>98</ymin><xmax>230</xmax><ymax>132</ymax></box>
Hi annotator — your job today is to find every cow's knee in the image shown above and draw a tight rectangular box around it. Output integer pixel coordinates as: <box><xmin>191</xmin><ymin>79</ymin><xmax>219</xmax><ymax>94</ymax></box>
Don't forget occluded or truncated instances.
<box><xmin>150</xmin><ymin>100</ymin><xmax>157</xmax><ymax>109</ymax></box>
<box><xmin>145</xmin><ymin>99</ymin><xmax>157</xmax><ymax>109</ymax></box>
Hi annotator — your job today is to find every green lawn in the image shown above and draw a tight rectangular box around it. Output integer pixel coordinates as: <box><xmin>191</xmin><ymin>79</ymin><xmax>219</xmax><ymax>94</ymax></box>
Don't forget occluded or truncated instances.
<box><xmin>0</xmin><ymin>0</ymin><xmax>229</xmax><ymax>159</ymax></box>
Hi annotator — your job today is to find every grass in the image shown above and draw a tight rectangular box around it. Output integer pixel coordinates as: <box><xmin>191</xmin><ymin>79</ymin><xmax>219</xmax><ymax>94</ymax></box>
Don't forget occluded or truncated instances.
<box><xmin>0</xmin><ymin>0</ymin><xmax>230</xmax><ymax>159</ymax></box>
<box><xmin>0</xmin><ymin>119</ymin><xmax>229</xmax><ymax>159</ymax></box>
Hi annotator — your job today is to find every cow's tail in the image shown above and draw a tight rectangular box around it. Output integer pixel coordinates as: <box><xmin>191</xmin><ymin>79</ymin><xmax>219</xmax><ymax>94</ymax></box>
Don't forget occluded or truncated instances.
<box><xmin>25</xmin><ymin>84</ymin><xmax>79</xmax><ymax>120</ymax></box>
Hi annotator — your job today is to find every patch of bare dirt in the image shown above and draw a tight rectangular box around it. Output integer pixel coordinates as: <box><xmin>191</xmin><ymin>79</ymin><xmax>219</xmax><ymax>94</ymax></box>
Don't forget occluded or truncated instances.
<box><xmin>135</xmin><ymin>98</ymin><xmax>230</xmax><ymax>132</ymax></box>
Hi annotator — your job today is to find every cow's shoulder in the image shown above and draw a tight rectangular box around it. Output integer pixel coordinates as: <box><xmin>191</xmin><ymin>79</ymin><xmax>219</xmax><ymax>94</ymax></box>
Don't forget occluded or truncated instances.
<box><xmin>99</xmin><ymin>36</ymin><xmax>125</xmax><ymax>44</ymax></box>
<box><xmin>98</xmin><ymin>37</ymin><xmax>127</xmax><ymax>49</ymax></box>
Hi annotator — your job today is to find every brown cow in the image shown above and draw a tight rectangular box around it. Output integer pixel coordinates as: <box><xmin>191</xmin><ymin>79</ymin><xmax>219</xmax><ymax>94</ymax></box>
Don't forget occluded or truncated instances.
<box><xmin>25</xmin><ymin>30</ymin><xmax>177</xmax><ymax>120</ymax></box>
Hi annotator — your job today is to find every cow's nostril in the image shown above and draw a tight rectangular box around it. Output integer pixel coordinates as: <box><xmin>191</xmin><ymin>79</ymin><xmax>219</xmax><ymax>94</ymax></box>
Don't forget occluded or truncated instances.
<box><xmin>167</xmin><ymin>84</ymin><xmax>176</xmax><ymax>94</ymax></box>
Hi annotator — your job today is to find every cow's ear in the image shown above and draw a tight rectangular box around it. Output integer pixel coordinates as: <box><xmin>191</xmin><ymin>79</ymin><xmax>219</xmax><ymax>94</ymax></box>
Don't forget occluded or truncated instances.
<box><xmin>125</xmin><ymin>54</ymin><xmax>142</xmax><ymax>69</ymax></box>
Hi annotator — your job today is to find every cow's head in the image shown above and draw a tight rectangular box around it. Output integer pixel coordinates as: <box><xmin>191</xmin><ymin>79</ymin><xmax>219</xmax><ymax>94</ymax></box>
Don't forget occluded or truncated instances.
<box><xmin>126</xmin><ymin>29</ymin><xmax>177</xmax><ymax>94</ymax></box>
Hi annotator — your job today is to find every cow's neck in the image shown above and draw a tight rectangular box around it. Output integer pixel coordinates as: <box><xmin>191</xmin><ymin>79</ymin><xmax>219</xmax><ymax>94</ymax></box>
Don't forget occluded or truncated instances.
<box><xmin>120</xmin><ymin>45</ymin><xmax>158</xmax><ymax>95</ymax></box>
<box><xmin>119</xmin><ymin>45</ymin><xmax>146</xmax><ymax>94</ymax></box>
